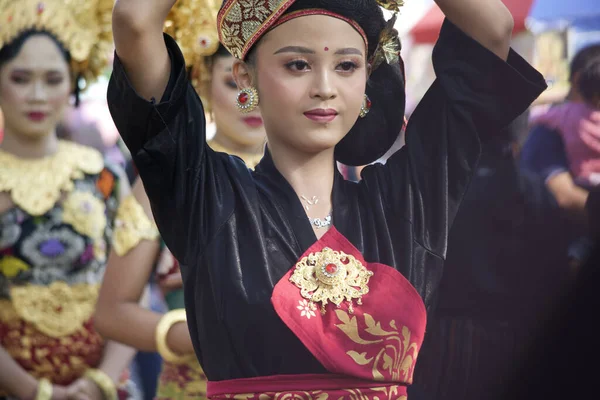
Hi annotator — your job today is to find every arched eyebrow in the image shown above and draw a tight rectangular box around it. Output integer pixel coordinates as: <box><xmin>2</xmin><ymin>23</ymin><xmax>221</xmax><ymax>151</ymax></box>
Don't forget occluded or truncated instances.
<box><xmin>273</xmin><ymin>46</ymin><xmax>363</xmax><ymax>56</ymax></box>
<box><xmin>274</xmin><ymin>46</ymin><xmax>314</xmax><ymax>55</ymax></box>
<box><xmin>334</xmin><ymin>48</ymin><xmax>363</xmax><ymax>56</ymax></box>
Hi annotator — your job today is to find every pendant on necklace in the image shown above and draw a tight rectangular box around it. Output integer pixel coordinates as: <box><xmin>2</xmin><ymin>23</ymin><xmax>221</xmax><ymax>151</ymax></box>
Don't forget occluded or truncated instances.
<box><xmin>309</xmin><ymin>214</ymin><xmax>332</xmax><ymax>229</ymax></box>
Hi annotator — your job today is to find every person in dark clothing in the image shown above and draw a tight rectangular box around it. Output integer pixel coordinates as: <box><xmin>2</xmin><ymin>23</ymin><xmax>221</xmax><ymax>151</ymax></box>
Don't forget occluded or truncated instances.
<box><xmin>504</xmin><ymin>189</ymin><xmax>599</xmax><ymax>400</ymax></box>
<box><xmin>412</xmin><ymin>114</ymin><xmax>574</xmax><ymax>399</ymax></box>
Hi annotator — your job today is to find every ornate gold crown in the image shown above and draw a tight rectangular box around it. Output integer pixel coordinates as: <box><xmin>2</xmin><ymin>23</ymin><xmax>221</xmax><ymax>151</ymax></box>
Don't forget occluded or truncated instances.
<box><xmin>164</xmin><ymin>0</ymin><xmax>221</xmax><ymax>67</ymax></box>
<box><xmin>0</xmin><ymin>0</ymin><xmax>114</xmax><ymax>87</ymax></box>
<box><xmin>164</xmin><ymin>0</ymin><xmax>221</xmax><ymax>114</ymax></box>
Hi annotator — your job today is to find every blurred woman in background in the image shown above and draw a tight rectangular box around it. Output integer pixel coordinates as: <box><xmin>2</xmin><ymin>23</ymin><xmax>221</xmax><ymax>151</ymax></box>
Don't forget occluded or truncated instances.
<box><xmin>0</xmin><ymin>1</ymin><xmax>138</xmax><ymax>399</ymax></box>
<box><xmin>95</xmin><ymin>1</ymin><xmax>266</xmax><ymax>399</ymax></box>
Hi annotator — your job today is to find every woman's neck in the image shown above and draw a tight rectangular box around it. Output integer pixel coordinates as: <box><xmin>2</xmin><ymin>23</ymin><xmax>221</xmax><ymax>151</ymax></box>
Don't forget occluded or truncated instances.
<box><xmin>0</xmin><ymin>129</ymin><xmax>59</xmax><ymax>159</ymax></box>
<box><xmin>211</xmin><ymin>131</ymin><xmax>263</xmax><ymax>156</ymax></box>
<box><xmin>269</xmin><ymin>141</ymin><xmax>336</xmax><ymax>211</ymax></box>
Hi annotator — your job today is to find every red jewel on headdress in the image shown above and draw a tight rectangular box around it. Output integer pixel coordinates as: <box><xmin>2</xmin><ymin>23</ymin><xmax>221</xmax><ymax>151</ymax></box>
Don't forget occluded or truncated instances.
<box><xmin>37</xmin><ymin>2</ymin><xmax>45</xmax><ymax>15</ymax></box>
<box><xmin>238</xmin><ymin>92</ymin><xmax>249</xmax><ymax>104</ymax></box>
<box><xmin>200</xmin><ymin>39</ymin><xmax>207</xmax><ymax>46</ymax></box>
<box><xmin>325</xmin><ymin>263</ymin><xmax>338</xmax><ymax>275</ymax></box>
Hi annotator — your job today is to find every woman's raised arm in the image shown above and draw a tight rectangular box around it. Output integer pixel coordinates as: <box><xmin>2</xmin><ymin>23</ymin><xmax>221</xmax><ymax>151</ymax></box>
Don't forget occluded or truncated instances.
<box><xmin>436</xmin><ymin>0</ymin><xmax>513</xmax><ymax>60</ymax></box>
<box><xmin>112</xmin><ymin>0</ymin><xmax>176</xmax><ymax>101</ymax></box>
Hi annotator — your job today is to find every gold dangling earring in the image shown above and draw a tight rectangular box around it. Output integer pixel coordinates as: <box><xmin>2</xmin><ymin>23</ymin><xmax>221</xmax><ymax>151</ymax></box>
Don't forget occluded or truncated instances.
<box><xmin>359</xmin><ymin>94</ymin><xmax>371</xmax><ymax>118</ymax></box>
<box><xmin>236</xmin><ymin>87</ymin><xmax>259</xmax><ymax>113</ymax></box>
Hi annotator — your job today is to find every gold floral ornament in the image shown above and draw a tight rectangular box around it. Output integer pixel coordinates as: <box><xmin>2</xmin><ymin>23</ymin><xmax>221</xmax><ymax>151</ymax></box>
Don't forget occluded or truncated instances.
<box><xmin>0</xmin><ymin>0</ymin><xmax>114</xmax><ymax>87</ymax></box>
<box><xmin>375</xmin><ymin>0</ymin><xmax>405</xmax><ymax>13</ymax></box>
<box><xmin>369</xmin><ymin>13</ymin><xmax>402</xmax><ymax>75</ymax></box>
<box><xmin>0</xmin><ymin>141</ymin><xmax>104</xmax><ymax>216</ymax></box>
<box><xmin>112</xmin><ymin>194</ymin><xmax>160</xmax><ymax>256</ymax></box>
<box><xmin>290</xmin><ymin>247</ymin><xmax>374</xmax><ymax>315</ymax></box>
<box><xmin>164</xmin><ymin>0</ymin><xmax>221</xmax><ymax>113</ymax></box>
<box><xmin>62</xmin><ymin>190</ymin><xmax>107</xmax><ymax>260</ymax></box>
<box><xmin>336</xmin><ymin>309</ymin><xmax>420</xmax><ymax>383</ymax></box>
<box><xmin>8</xmin><ymin>282</ymin><xmax>100</xmax><ymax>337</ymax></box>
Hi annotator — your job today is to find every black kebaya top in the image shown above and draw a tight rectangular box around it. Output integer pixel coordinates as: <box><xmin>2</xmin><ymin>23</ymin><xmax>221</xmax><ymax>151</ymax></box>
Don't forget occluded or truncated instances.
<box><xmin>107</xmin><ymin>20</ymin><xmax>546</xmax><ymax>381</ymax></box>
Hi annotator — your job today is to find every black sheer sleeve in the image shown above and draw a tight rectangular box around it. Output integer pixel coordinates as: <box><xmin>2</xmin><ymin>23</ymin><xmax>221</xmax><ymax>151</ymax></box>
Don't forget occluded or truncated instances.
<box><xmin>361</xmin><ymin>19</ymin><xmax>546</xmax><ymax>259</ymax></box>
<box><xmin>107</xmin><ymin>34</ymin><xmax>241</xmax><ymax>264</ymax></box>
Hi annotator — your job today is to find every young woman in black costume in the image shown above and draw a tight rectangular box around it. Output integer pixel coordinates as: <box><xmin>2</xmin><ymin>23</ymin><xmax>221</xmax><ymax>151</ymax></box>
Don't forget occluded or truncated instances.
<box><xmin>107</xmin><ymin>0</ymin><xmax>546</xmax><ymax>397</ymax></box>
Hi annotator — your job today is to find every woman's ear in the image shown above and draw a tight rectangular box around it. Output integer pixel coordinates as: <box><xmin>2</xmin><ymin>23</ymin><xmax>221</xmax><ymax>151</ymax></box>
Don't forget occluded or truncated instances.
<box><xmin>232</xmin><ymin>60</ymin><xmax>254</xmax><ymax>90</ymax></box>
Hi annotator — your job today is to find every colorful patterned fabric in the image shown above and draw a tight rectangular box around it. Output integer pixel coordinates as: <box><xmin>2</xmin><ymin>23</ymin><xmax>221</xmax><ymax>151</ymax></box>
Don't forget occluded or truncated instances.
<box><xmin>0</xmin><ymin>143</ymin><xmax>136</xmax><ymax>396</ymax></box>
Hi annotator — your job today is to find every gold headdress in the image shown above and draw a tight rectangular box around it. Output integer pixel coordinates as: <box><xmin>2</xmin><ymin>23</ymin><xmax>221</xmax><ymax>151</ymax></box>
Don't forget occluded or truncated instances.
<box><xmin>0</xmin><ymin>0</ymin><xmax>114</xmax><ymax>87</ymax></box>
<box><xmin>164</xmin><ymin>0</ymin><xmax>221</xmax><ymax>113</ymax></box>
<box><xmin>217</xmin><ymin>0</ymin><xmax>404</xmax><ymax>63</ymax></box>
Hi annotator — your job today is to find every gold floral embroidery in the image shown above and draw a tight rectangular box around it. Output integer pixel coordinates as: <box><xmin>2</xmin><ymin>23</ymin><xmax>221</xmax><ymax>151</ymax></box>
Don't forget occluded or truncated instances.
<box><xmin>335</xmin><ymin>309</ymin><xmax>419</xmax><ymax>384</ymax></box>
<box><xmin>0</xmin><ymin>255</ymin><xmax>30</xmax><ymax>277</ymax></box>
<box><xmin>218</xmin><ymin>0</ymin><xmax>294</xmax><ymax>59</ymax></box>
<box><xmin>0</xmin><ymin>140</ymin><xmax>104</xmax><ymax>216</ymax></box>
<box><xmin>112</xmin><ymin>194</ymin><xmax>160</xmax><ymax>256</ymax></box>
<box><xmin>290</xmin><ymin>247</ymin><xmax>373</xmax><ymax>314</ymax></box>
<box><xmin>62</xmin><ymin>190</ymin><xmax>107</xmax><ymax>260</ymax></box>
<box><xmin>6</xmin><ymin>282</ymin><xmax>99</xmax><ymax>337</ymax></box>
<box><xmin>220</xmin><ymin>388</ymin><xmax>405</xmax><ymax>399</ymax></box>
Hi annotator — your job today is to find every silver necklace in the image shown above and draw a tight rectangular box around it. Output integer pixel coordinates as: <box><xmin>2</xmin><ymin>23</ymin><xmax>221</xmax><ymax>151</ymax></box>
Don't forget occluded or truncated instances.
<box><xmin>309</xmin><ymin>213</ymin><xmax>332</xmax><ymax>229</ymax></box>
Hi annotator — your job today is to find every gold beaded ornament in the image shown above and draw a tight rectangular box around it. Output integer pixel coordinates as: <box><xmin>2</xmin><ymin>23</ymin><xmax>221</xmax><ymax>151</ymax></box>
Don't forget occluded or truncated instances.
<box><xmin>0</xmin><ymin>0</ymin><xmax>114</xmax><ymax>89</ymax></box>
<box><xmin>164</xmin><ymin>0</ymin><xmax>222</xmax><ymax>114</ymax></box>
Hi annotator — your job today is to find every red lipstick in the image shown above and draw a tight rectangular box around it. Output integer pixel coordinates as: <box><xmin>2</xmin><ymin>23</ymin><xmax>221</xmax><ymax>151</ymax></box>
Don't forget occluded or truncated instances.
<box><xmin>242</xmin><ymin>116</ymin><xmax>263</xmax><ymax>128</ymax></box>
<box><xmin>304</xmin><ymin>108</ymin><xmax>338</xmax><ymax>123</ymax></box>
<box><xmin>27</xmin><ymin>112</ymin><xmax>47</xmax><ymax>122</ymax></box>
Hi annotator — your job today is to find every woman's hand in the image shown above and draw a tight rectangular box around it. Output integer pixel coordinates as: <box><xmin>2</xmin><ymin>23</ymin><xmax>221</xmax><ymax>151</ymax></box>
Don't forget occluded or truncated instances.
<box><xmin>65</xmin><ymin>378</ymin><xmax>104</xmax><ymax>400</ymax></box>
<box><xmin>49</xmin><ymin>384</ymin><xmax>71</xmax><ymax>400</ymax></box>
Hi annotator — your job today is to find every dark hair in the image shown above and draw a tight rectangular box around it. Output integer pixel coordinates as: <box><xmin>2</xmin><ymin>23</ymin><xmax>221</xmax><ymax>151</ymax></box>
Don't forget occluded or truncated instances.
<box><xmin>0</xmin><ymin>30</ymin><xmax>81</xmax><ymax>106</ymax></box>
<box><xmin>570</xmin><ymin>44</ymin><xmax>600</xmax><ymax>82</ymax></box>
<box><xmin>577</xmin><ymin>58</ymin><xmax>600</xmax><ymax>106</ymax></box>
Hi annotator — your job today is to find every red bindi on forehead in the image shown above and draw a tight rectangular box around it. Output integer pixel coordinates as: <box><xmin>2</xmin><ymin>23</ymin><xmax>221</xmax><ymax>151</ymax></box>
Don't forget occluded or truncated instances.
<box><xmin>324</xmin><ymin>47</ymin><xmax>329</xmax><ymax>51</ymax></box>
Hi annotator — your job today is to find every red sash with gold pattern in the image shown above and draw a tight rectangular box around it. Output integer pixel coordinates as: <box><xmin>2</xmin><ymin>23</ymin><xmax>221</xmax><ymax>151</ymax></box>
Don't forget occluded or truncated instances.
<box><xmin>207</xmin><ymin>227</ymin><xmax>427</xmax><ymax>399</ymax></box>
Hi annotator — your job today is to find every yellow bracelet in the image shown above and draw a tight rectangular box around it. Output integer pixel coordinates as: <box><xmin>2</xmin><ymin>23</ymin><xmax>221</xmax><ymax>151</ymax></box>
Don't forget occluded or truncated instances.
<box><xmin>84</xmin><ymin>369</ymin><xmax>117</xmax><ymax>400</ymax></box>
<box><xmin>35</xmin><ymin>378</ymin><xmax>52</xmax><ymax>400</ymax></box>
<box><xmin>155</xmin><ymin>309</ymin><xmax>195</xmax><ymax>364</ymax></box>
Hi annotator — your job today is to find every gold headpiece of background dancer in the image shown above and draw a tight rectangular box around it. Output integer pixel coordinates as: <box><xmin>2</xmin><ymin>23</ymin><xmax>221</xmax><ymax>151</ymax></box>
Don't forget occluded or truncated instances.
<box><xmin>0</xmin><ymin>0</ymin><xmax>113</xmax><ymax>88</ymax></box>
<box><xmin>164</xmin><ymin>0</ymin><xmax>221</xmax><ymax>113</ymax></box>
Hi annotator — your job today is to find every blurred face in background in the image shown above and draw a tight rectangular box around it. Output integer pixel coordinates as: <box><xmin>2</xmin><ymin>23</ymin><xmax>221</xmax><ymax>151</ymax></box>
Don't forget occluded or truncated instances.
<box><xmin>0</xmin><ymin>34</ymin><xmax>71</xmax><ymax>141</ymax></box>
<box><xmin>210</xmin><ymin>55</ymin><xmax>266</xmax><ymax>150</ymax></box>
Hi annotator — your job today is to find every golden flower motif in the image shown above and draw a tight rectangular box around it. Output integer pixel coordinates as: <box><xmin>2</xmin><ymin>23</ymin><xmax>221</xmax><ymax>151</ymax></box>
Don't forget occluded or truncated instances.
<box><xmin>0</xmin><ymin>256</ymin><xmax>30</xmax><ymax>278</ymax></box>
<box><xmin>336</xmin><ymin>309</ymin><xmax>419</xmax><ymax>384</ymax></box>
<box><xmin>9</xmin><ymin>282</ymin><xmax>100</xmax><ymax>337</ymax></box>
<box><xmin>0</xmin><ymin>140</ymin><xmax>104</xmax><ymax>216</ymax></box>
<box><xmin>370</xmin><ymin>14</ymin><xmax>402</xmax><ymax>74</ymax></box>
<box><xmin>112</xmin><ymin>194</ymin><xmax>160</xmax><ymax>256</ymax></box>
<box><xmin>376</xmin><ymin>0</ymin><xmax>405</xmax><ymax>13</ymax></box>
<box><xmin>289</xmin><ymin>247</ymin><xmax>373</xmax><ymax>315</ymax></box>
<box><xmin>62</xmin><ymin>191</ymin><xmax>107</xmax><ymax>241</ymax></box>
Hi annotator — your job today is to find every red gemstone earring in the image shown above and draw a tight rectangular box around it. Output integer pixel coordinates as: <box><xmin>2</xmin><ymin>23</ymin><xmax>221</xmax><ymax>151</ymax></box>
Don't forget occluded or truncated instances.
<box><xmin>359</xmin><ymin>94</ymin><xmax>371</xmax><ymax>118</ymax></box>
<box><xmin>236</xmin><ymin>87</ymin><xmax>259</xmax><ymax>113</ymax></box>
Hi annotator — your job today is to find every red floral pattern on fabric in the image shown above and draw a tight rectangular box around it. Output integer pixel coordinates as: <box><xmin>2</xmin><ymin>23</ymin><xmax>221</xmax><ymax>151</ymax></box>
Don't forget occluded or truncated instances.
<box><xmin>208</xmin><ymin>373</ymin><xmax>407</xmax><ymax>399</ymax></box>
<box><xmin>0</xmin><ymin>317</ymin><xmax>103</xmax><ymax>385</ymax></box>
